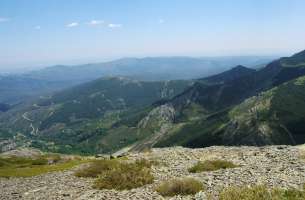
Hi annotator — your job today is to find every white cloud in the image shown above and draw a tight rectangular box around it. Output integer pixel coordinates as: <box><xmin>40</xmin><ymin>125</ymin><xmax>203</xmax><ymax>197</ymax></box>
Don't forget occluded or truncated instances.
<box><xmin>108</xmin><ymin>23</ymin><xmax>122</xmax><ymax>28</ymax></box>
<box><xmin>35</xmin><ymin>26</ymin><xmax>41</xmax><ymax>30</ymax></box>
<box><xmin>0</xmin><ymin>17</ymin><xmax>10</xmax><ymax>22</ymax></box>
<box><xmin>88</xmin><ymin>20</ymin><xmax>104</xmax><ymax>26</ymax></box>
<box><xmin>66</xmin><ymin>22</ymin><xmax>79</xmax><ymax>28</ymax></box>
<box><xmin>158</xmin><ymin>19</ymin><xmax>165</xmax><ymax>24</ymax></box>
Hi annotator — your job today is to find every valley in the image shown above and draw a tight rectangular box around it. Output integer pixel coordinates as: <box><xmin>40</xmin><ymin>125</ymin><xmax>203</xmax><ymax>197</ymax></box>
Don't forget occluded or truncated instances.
<box><xmin>1</xmin><ymin>1</ymin><xmax>305</xmax><ymax>199</ymax></box>
<box><xmin>1</xmin><ymin>50</ymin><xmax>305</xmax><ymax>155</ymax></box>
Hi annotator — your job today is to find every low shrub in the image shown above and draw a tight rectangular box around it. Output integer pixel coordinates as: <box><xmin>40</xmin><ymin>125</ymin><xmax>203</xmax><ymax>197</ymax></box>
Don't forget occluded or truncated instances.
<box><xmin>93</xmin><ymin>162</ymin><xmax>154</xmax><ymax>190</ymax></box>
<box><xmin>75</xmin><ymin>159</ymin><xmax>119</xmax><ymax>178</ymax></box>
<box><xmin>156</xmin><ymin>177</ymin><xmax>203</xmax><ymax>197</ymax></box>
<box><xmin>75</xmin><ymin>158</ymin><xmax>154</xmax><ymax>190</ymax></box>
<box><xmin>219</xmin><ymin>185</ymin><xmax>305</xmax><ymax>200</ymax></box>
<box><xmin>188</xmin><ymin>160</ymin><xmax>238</xmax><ymax>173</ymax></box>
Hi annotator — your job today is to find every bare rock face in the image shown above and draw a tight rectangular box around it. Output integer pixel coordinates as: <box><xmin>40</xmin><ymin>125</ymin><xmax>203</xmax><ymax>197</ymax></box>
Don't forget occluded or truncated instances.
<box><xmin>137</xmin><ymin>104</ymin><xmax>175</xmax><ymax>129</ymax></box>
<box><xmin>131</xmin><ymin>104</ymin><xmax>176</xmax><ymax>152</ymax></box>
<box><xmin>0</xmin><ymin>145</ymin><xmax>305</xmax><ymax>200</ymax></box>
<box><xmin>0</xmin><ymin>139</ymin><xmax>17</xmax><ymax>153</ymax></box>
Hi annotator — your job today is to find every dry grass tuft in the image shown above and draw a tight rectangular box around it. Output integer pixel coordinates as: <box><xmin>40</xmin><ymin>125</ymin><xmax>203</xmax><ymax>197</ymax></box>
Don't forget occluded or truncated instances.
<box><xmin>93</xmin><ymin>162</ymin><xmax>154</xmax><ymax>190</ymax></box>
<box><xmin>188</xmin><ymin>160</ymin><xmax>238</xmax><ymax>173</ymax></box>
<box><xmin>156</xmin><ymin>177</ymin><xmax>203</xmax><ymax>197</ymax></box>
<box><xmin>75</xmin><ymin>158</ymin><xmax>154</xmax><ymax>190</ymax></box>
<box><xmin>219</xmin><ymin>185</ymin><xmax>305</xmax><ymax>200</ymax></box>
<box><xmin>300</xmin><ymin>151</ymin><xmax>305</xmax><ymax>160</ymax></box>
<box><xmin>74</xmin><ymin>159</ymin><xmax>119</xmax><ymax>178</ymax></box>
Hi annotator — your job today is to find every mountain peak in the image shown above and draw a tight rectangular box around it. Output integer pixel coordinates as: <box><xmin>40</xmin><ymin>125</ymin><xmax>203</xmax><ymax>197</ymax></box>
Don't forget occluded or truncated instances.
<box><xmin>232</xmin><ymin>65</ymin><xmax>249</xmax><ymax>70</ymax></box>
<box><xmin>291</xmin><ymin>49</ymin><xmax>305</xmax><ymax>58</ymax></box>
<box><xmin>200</xmin><ymin>65</ymin><xmax>255</xmax><ymax>84</ymax></box>
<box><xmin>278</xmin><ymin>49</ymin><xmax>305</xmax><ymax>67</ymax></box>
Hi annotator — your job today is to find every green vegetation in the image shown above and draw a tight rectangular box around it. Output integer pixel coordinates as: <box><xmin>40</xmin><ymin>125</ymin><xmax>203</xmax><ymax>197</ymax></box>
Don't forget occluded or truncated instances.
<box><xmin>281</xmin><ymin>62</ymin><xmax>305</xmax><ymax>68</ymax></box>
<box><xmin>219</xmin><ymin>185</ymin><xmax>305</xmax><ymax>200</ymax></box>
<box><xmin>295</xmin><ymin>76</ymin><xmax>305</xmax><ymax>85</ymax></box>
<box><xmin>281</xmin><ymin>50</ymin><xmax>305</xmax><ymax>68</ymax></box>
<box><xmin>155</xmin><ymin>51</ymin><xmax>305</xmax><ymax>149</ymax></box>
<box><xmin>38</xmin><ymin>78</ymin><xmax>189</xmax><ymax>130</ymax></box>
<box><xmin>75</xmin><ymin>159</ymin><xmax>154</xmax><ymax>190</ymax></box>
<box><xmin>2</xmin><ymin>49</ymin><xmax>305</xmax><ymax>154</ymax></box>
<box><xmin>0</xmin><ymin>77</ymin><xmax>189</xmax><ymax>155</ymax></box>
<box><xmin>156</xmin><ymin>177</ymin><xmax>203</xmax><ymax>197</ymax></box>
<box><xmin>0</xmin><ymin>156</ymin><xmax>48</xmax><ymax>168</ymax></box>
<box><xmin>0</xmin><ymin>156</ymin><xmax>85</xmax><ymax>177</ymax></box>
<box><xmin>188</xmin><ymin>160</ymin><xmax>238</xmax><ymax>173</ymax></box>
<box><xmin>281</xmin><ymin>51</ymin><xmax>305</xmax><ymax>67</ymax></box>
<box><xmin>270</xmin><ymin>76</ymin><xmax>305</xmax><ymax>143</ymax></box>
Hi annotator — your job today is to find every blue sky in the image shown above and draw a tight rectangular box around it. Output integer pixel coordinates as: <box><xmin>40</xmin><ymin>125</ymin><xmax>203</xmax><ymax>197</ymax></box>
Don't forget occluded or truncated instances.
<box><xmin>1</xmin><ymin>0</ymin><xmax>305</xmax><ymax>70</ymax></box>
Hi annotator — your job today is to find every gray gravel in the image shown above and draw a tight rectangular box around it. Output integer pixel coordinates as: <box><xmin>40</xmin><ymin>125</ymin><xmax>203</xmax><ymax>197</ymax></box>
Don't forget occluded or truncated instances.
<box><xmin>1</xmin><ymin>145</ymin><xmax>304</xmax><ymax>200</ymax></box>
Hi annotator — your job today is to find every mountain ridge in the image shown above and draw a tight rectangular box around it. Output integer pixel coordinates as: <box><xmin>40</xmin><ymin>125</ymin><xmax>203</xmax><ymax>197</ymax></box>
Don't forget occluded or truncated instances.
<box><xmin>0</xmin><ymin>50</ymin><xmax>304</xmax><ymax>154</ymax></box>
<box><xmin>0</xmin><ymin>56</ymin><xmax>274</xmax><ymax>104</ymax></box>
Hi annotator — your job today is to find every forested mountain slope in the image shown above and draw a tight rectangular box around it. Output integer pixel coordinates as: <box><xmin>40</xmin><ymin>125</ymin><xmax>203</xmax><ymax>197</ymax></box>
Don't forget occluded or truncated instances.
<box><xmin>0</xmin><ymin>51</ymin><xmax>304</xmax><ymax>154</ymax></box>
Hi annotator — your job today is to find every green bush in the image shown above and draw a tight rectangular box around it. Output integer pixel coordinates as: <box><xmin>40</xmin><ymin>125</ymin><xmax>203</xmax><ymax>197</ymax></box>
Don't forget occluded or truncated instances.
<box><xmin>156</xmin><ymin>177</ymin><xmax>203</xmax><ymax>197</ymax></box>
<box><xmin>219</xmin><ymin>185</ymin><xmax>305</xmax><ymax>200</ymax></box>
<box><xmin>188</xmin><ymin>160</ymin><xmax>238</xmax><ymax>173</ymax></box>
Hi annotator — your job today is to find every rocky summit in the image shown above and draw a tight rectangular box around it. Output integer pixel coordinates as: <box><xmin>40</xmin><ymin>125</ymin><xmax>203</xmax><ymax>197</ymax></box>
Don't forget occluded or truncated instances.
<box><xmin>1</xmin><ymin>145</ymin><xmax>304</xmax><ymax>200</ymax></box>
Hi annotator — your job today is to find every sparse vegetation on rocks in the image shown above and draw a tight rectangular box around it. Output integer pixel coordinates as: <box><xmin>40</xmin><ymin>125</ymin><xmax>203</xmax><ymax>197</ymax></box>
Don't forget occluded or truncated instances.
<box><xmin>1</xmin><ymin>146</ymin><xmax>305</xmax><ymax>199</ymax></box>
<box><xmin>219</xmin><ymin>185</ymin><xmax>305</xmax><ymax>200</ymax></box>
<box><xmin>188</xmin><ymin>160</ymin><xmax>238</xmax><ymax>173</ymax></box>
<box><xmin>156</xmin><ymin>177</ymin><xmax>203</xmax><ymax>196</ymax></box>
<box><xmin>299</xmin><ymin>145</ymin><xmax>305</xmax><ymax>160</ymax></box>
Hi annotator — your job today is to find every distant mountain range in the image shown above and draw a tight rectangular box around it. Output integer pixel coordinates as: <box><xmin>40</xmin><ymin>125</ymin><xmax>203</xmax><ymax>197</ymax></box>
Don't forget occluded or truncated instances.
<box><xmin>24</xmin><ymin>56</ymin><xmax>275</xmax><ymax>82</ymax></box>
<box><xmin>0</xmin><ymin>76</ymin><xmax>68</xmax><ymax>104</ymax></box>
<box><xmin>0</xmin><ymin>56</ymin><xmax>275</xmax><ymax>104</ymax></box>
<box><xmin>1</xmin><ymin>52</ymin><xmax>304</xmax><ymax>154</ymax></box>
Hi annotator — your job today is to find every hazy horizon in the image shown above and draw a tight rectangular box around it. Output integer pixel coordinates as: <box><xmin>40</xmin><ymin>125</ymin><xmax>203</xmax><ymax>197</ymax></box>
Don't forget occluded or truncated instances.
<box><xmin>1</xmin><ymin>0</ymin><xmax>305</xmax><ymax>71</ymax></box>
<box><xmin>0</xmin><ymin>54</ymin><xmax>282</xmax><ymax>74</ymax></box>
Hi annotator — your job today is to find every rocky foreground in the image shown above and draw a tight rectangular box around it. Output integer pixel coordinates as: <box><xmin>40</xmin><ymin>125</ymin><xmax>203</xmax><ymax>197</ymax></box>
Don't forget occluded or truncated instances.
<box><xmin>1</xmin><ymin>145</ymin><xmax>305</xmax><ymax>200</ymax></box>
